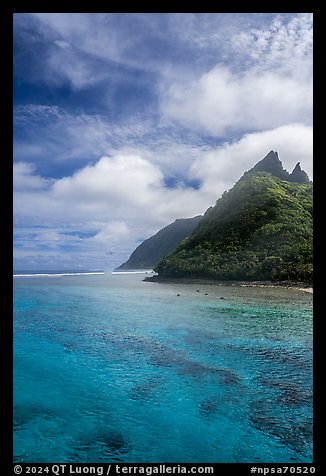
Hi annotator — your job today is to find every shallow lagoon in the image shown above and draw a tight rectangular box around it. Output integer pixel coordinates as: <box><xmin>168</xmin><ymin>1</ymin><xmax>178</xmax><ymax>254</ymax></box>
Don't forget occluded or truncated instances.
<box><xmin>13</xmin><ymin>273</ymin><xmax>313</xmax><ymax>462</ymax></box>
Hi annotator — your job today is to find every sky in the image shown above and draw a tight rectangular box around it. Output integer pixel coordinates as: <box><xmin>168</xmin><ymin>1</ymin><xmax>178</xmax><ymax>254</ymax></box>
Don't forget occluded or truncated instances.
<box><xmin>13</xmin><ymin>12</ymin><xmax>313</xmax><ymax>271</ymax></box>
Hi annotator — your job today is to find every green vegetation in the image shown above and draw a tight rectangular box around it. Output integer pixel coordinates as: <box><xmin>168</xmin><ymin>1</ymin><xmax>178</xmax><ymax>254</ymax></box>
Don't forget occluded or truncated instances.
<box><xmin>117</xmin><ymin>216</ymin><xmax>202</xmax><ymax>270</ymax></box>
<box><xmin>155</xmin><ymin>172</ymin><xmax>313</xmax><ymax>283</ymax></box>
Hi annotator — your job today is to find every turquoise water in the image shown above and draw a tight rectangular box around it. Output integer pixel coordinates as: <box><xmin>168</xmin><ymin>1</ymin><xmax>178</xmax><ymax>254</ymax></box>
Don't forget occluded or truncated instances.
<box><xmin>13</xmin><ymin>273</ymin><xmax>313</xmax><ymax>463</ymax></box>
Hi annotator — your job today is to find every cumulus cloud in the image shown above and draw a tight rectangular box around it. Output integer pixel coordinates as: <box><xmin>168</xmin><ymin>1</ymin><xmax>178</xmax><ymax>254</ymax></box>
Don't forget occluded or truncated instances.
<box><xmin>90</xmin><ymin>222</ymin><xmax>131</xmax><ymax>244</ymax></box>
<box><xmin>13</xmin><ymin>153</ymin><xmax>211</xmax><ymax>255</ymax></box>
<box><xmin>13</xmin><ymin>162</ymin><xmax>53</xmax><ymax>190</ymax></box>
<box><xmin>161</xmin><ymin>13</ymin><xmax>312</xmax><ymax>136</ymax></box>
<box><xmin>13</xmin><ymin>152</ymin><xmax>211</xmax><ymax>269</ymax></box>
<box><xmin>50</xmin><ymin>154</ymin><xmax>210</xmax><ymax>224</ymax></box>
<box><xmin>162</xmin><ymin>66</ymin><xmax>312</xmax><ymax>136</ymax></box>
<box><xmin>190</xmin><ymin>123</ymin><xmax>313</xmax><ymax>198</ymax></box>
<box><xmin>52</xmin><ymin>155</ymin><xmax>164</xmax><ymax>210</ymax></box>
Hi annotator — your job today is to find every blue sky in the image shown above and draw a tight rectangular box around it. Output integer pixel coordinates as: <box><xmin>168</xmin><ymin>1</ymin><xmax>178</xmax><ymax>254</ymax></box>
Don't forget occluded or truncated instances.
<box><xmin>13</xmin><ymin>13</ymin><xmax>313</xmax><ymax>271</ymax></box>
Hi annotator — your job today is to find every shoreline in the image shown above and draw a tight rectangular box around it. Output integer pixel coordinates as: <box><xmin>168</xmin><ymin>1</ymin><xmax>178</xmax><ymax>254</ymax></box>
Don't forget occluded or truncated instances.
<box><xmin>144</xmin><ymin>276</ymin><xmax>313</xmax><ymax>293</ymax></box>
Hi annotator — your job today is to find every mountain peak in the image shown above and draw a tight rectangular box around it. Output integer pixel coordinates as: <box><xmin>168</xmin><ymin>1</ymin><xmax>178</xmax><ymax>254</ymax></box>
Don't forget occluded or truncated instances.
<box><xmin>154</xmin><ymin>164</ymin><xmax>313</xmax><ymax>282</ymax></box>
<box><xmin>289</xmin><ymin>162</ymin><xmax>310</xmax><ymax>183</ymax></box>
<box><xmin>265</xmin><ymin>150</ymin><xmax>279</xmax><ymax>160</ymax></box>
<box><xmin>247</xmin><ymin>150</ymin><xmax>289</xmax><ymax>180</ymax></box>
<box><xmin>247</xmin><ymin>151</ymin><xmax>310</xmax><ymax>183</ymax></box>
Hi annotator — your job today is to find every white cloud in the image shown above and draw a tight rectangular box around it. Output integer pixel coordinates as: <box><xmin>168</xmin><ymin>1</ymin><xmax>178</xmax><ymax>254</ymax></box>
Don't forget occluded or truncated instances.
<box><xmin>14</xmin><ymin>153</ymin><xmax>210</xmax><ymax>242</ymax></box>
<box><xmin>52</xmin><ymin>155</ymin><xmax>164</xmax><ymax>208</ymax></box>
<box><xmin>190</xmin><ymin>123</ymin><xmax>313</xmax><ymax>198</ymax></box>
<box><xmin>49</xmin><ymin>154</ymin><xmax>209</xmax><ymax>226</ymax></box>
<box><xmin>231</xmin><ymin>13</ymin><xmax>313</xmax><ymax>77</ymax></box>
<box><xmin>89</xmin><ymin>222</ymin><xmax>131</xmax><ymax>244</ymax></box>
<box><xmin>13</xmin><ymin>152</ymin><xmax>210</xmax><ymax>269</ymax></box>
<box><xmin>160</xmin><ymin>13</ymin><xmax>312</xmax><ymax>136</ymax></box>
<box><xmin>162</xmin><ymin>66</ymin><xmax>312</xmax><ymax>136</ymax></box>
<box><xmin>13</xmin><ymin>162</ymin><xmax>52</xmax><ymax>190</ymax></box>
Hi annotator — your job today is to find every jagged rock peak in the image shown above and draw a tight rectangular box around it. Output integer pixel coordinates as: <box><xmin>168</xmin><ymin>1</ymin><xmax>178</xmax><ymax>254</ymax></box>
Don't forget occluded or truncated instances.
<box><xmin>247</xmin><ymin>150</ymin><xmax>289</xmax><ymax>180</ymax></box>
<box><xmin>247</xmin><ymin>151</ymin><xmax>310</xmax><ymax>183</ymax></box>
<box><xmin>289</xmin><ymin>162</ymin><xmax>310</xmax><ymax>183</ymax></box>
<box><xmin>264</xmin><ymin>150</ymin><xmax>279</xmax><ymax>160</ymax></box>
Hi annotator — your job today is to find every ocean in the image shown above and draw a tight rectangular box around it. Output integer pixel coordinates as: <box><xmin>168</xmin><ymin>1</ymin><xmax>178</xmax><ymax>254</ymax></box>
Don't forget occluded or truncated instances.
<box><xmin>13</xmin><ymin>272</ymin><xmax>313</xmax><ymax>463</ymax></box>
